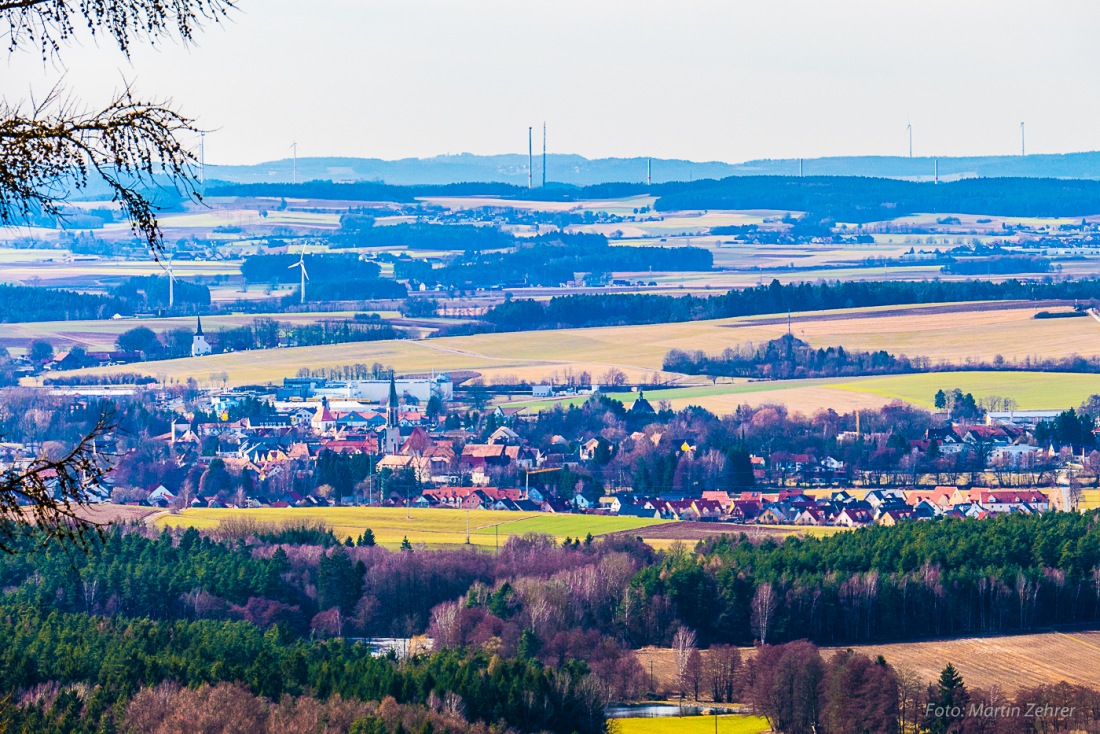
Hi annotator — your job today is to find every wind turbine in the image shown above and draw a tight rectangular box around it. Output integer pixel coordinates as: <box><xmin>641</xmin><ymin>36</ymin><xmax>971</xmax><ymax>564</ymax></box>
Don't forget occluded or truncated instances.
<box><xmin>167</xmin><ymin>254</ymin><xmax>175</xmax><ymax>310</ymax></box>
<box><xmin>288</xmin><ymin>245</ymin><xmax>308</xmax><ymax>304</ymax></box>
<box><xmin>907</xmin><ymin>122</ymin><xmax>913</xmax><ymax>158</ymax></box>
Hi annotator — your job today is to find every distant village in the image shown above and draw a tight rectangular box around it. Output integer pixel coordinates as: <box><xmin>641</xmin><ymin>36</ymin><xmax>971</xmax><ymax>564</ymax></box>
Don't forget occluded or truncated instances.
<box><xmin>2</xmin><ymin>346</ymin><xmax>1092</xmax><ymax>530</ymax></box>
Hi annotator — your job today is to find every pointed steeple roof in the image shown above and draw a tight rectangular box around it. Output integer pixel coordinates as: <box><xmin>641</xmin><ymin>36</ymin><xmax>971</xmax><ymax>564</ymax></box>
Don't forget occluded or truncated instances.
<box><xmin>195</xmin><ymin>316</ymin><xmax>204</xmax><ymax>336</ymax></box>
<box><xmin>387</xmin><ymin>371</ymin><xmax>400</xmax><ymax>428</ymax></box>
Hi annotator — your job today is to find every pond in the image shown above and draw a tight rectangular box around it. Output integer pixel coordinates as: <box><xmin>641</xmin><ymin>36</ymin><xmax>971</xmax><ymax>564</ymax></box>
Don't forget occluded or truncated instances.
<box><xmin>606</xmin><ymin>704</ymin><xmax>739</xmax><ymax>718</ymax></box>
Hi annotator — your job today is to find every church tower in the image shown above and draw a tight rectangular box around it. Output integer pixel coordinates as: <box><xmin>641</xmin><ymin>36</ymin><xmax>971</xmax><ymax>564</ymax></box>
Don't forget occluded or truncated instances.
<box><xmin>191</xmin><ymin>316</ymin><xmax>212</xmax><ymax>357</ymax></box>
<box><xmin>383</xmin><ymin>371</ymin><xmax>402</xmax><ymax>454</ymax></box>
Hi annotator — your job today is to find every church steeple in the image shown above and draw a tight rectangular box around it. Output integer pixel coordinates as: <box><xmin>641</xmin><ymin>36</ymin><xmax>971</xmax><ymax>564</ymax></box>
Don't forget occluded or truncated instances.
<box><xmin>190</xmin><ymin>315</ymin><xmax>211</xmax><ymax>357</ymax></box>
<box><xmin>383</xmin><ymin>371</ymin><xmax>402</xmax><ymax>455</ymax></box>
<box><xmin>387</xmin><ymin>371</ymin><xmax>400</xmax><ymax>428</ymax></box>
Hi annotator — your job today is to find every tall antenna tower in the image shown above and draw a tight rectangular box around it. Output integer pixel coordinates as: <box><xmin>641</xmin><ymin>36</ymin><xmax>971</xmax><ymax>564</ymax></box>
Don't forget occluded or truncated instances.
<box><xmin>647</xmin><ymin>158</ymin><xmax>652</xmax><ymax>187</ymax></box>
<box><xmin>1020</xmin><ymin>122</ymin><xmax>1026</xmax><ymax>156</ymax></box>
<box><xmin>907</xmin><ymin>123</ymin><xmax>912</xmax><ymax>158</ymax></box>
<box><xmin>291</xmin><ymin>141</ymin><xmax>298</xmax><ymax>184</ymax></box>
<box><xmin>934</xmin><ymin>158</ymin><xmax>939</xmax><ymax>185</ymax></box>
<box><xmin>199</xmin><ymin>133</ymin><xmax>206</xmax><ymax>190</ymax></box>
<box><xmin>527</xmin><ymin>127</ymin><xmax>533</xmax><ymax>189</ymax></box>
<box><xmin>542</xmin><ymin>122</ymin><xmax>547</xmax><ymax>187</ymax></box>
<box><xmin>798</xmin><ymin>158</ymin><xmax>803</xmax><ymax>177</ymax></box>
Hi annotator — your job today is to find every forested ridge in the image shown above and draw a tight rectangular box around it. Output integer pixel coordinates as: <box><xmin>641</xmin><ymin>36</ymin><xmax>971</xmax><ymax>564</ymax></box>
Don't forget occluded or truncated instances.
<box><xmin>210</xmin><ymin>176</ymin><xmax>1100</xmax><ymax>219</ymax></box>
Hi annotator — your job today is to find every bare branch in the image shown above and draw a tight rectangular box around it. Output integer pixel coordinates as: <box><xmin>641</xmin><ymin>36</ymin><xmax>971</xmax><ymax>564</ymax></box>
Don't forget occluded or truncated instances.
<box><xmin>2</xmin><ymin>0</ymin><xmax>236</xmax><ymax>58</ymax></box>
<box><xmin>0</xmin><ymin>84</ymin><xmax>202</xmax><ymax>256</ymax></box>
<box><xmin>0</xmin><ymin>410</ymin><xmax>115</xmax><ymax>552</ymax></box>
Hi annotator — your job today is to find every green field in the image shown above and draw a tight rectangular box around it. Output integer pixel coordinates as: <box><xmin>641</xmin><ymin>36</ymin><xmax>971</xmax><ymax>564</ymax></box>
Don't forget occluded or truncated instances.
<box><xmin>156</xmin><ymin>507</ymin><xmax>668</xmax><ymax>549</ymax></box>
<box><xmin>834</xmin><ymin>371</ymin><xmax>1100</xmax><ymax>409</ymax></box>
<box><xmin>611</xmin><ymin>715</ymin><xmax>769</xmax><ymax>734</ymax></box>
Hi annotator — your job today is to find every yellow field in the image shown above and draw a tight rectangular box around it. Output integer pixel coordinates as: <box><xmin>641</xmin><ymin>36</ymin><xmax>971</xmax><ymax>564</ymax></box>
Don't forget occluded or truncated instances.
<box><xmin>611</xmin><ymin>715</ymin><xmax>769</xmax><ymax>734</ymax></box>
<box><xmin>156</xmin><ymin>507</ymin><xmax>668</xmax><ymax>549</ymax></box>
<box><xmin>70</xmin><ymin>301</ymin><xmax>1098</xmax><ymax>382</ymax></box>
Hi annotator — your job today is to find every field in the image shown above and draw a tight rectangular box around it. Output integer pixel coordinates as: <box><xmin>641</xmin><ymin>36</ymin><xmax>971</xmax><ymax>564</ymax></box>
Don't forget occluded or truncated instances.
<box><xmin>0</xmin><ymin>311</ymin><xmax>391</xmax><ymax>353</ymax></box>
<box><xmin>155</xmin><ymin>507</ymin><xmax>668</xmax><ymax>549</ymax></box>
<box><xmin>611</xmin><ymin>715</ymin><xmax>770</xmax><ymax>734</ymax></box>
<box><xmin>58</xmin><ymin>299</ymin><xmax>1100</xmax><ymax>413</ymax></box>
<box><xmin>636</xmin><ymin>630</ymin><xmax>1100</xmax><ymax>697</ymax></box>
<box><xmin>833</xmin><ymin>371</ymin><xmax>1100</xmax><ymax>409</ymax></box>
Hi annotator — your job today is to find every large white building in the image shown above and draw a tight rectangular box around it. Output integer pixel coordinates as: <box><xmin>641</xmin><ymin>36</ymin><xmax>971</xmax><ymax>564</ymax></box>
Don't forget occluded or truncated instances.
<box><xmin>314</xmin><ymin>375</ymin><xmax>453</xmax><ymax>404</ymax></box>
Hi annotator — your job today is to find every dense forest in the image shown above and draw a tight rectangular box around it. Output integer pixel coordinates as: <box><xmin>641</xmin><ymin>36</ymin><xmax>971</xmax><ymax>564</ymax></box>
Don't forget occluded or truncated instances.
<box><xmin>476</xmin><ymin>277</ymin><xmax>1100</xmax><ymax>332</ymax></box>
<box><xmin>331</xmin><ymin>221</ymin><xmax>516</xmax><ymax>251</ymax></box>
<box><xmin>111</xmin><ymin>274</ymin><xmax>212</xmax><ymax>311</ymax></box>
<box><xmin>395</xmin><ymin>232</ymin><xmax>711</xmax><ymax>288</ymax></box>
<box><xmin>0</xmin><ymin>283</ymin><xmax>132</xmax><ymax>322</ymax></box>
<box><xmin>211</xmin><ymin>175</ymin><xmax>1100</xmax><ymax>220</ymax></box>
<box><xmin>2</xmin><ymin>513</ymin><xmax>1100</xmax><ymax>730</ymax></box>
<box><xmin>653</xmin><ymin>176</ymin><xmax>1100</xmax><ymax>221</ymax></box>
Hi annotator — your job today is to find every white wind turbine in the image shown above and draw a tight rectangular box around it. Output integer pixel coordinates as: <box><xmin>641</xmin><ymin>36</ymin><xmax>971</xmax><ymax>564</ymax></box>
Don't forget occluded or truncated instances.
<box><xmin>167</xmin><ymin>254</ymin><xmax>175</xmax><ymax>310</ymax></box>
<box><xmin>288</xmin><ymin>245</ymin><xmax>309</xmax><ymax>304</ymax></box>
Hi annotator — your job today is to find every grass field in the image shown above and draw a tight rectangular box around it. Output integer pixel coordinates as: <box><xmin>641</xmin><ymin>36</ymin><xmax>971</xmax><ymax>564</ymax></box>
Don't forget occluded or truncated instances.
<box><xmin>636</xmin><ymin>629</ymin><xmax>1100</xmax><ymax>697</ymax></box>
<box><xmin>155</xmin><ymin>507</ymin><xmax>668</xmax><ymax>549</ymax></box>
<box><xmin>611</xmin><ymin>715</ymin><xmax>769</xmax><ymax>734</ymax></box>
<box><xmin>833</xmin><ymin>371</ymin><xmax>1100</xmax><ymax>409</ymax></box>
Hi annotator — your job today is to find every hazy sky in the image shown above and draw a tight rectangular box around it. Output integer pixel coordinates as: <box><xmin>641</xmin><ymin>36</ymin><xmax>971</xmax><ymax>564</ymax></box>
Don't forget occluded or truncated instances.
<box><xmin>6</xmin><ymin>1</ymin><xmax>1099</xmax><ymax>165</ymax></box>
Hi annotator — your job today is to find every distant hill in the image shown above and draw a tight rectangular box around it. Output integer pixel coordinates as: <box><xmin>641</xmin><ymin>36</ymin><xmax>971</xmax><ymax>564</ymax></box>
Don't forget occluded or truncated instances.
<box><xmin>205</xmin><ymin>151</ymin><xmax>1100</xmax><ymax>187</ymax></box>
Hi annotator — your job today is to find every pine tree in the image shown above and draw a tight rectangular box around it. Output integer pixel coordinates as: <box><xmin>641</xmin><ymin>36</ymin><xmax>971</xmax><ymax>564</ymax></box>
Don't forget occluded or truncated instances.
<box><xmin>400</xmin><ymin>536</ymin><xmax>412</xmax><ymax>551</ymax></box>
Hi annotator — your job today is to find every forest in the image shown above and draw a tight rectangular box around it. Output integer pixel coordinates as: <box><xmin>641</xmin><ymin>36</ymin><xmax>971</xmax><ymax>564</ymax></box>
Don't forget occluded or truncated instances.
<box><xmin>477</xmin><ymin>277</ymin><xmax>1100</xmax><ymax>332</ymax></box>
<box><xmin>395</xmin><ymin>232</ymin><xmax>712</xmax><ymax>288</ymax></box>
<box><xmin>652</xmin><ymin>175</ymin><xmax>1100</xmax><ymax>221</ymax></box>
<box><xmin>210</xmin><ymin>175</ymin><xmax>1100</xmax><ymax>220</ymax></box>
<box><xmin>0</xmin><ymin>283</ymin><xmax>132</xmax><ymax>323</ymax></box>
<box><xmin>2</xmin><ymin>513</ymin><xmax>1100</xmax><ymax>731</ymax></box>
<box><xmin>330</xmin><ymin>221</ymin><xmax>516</xmax><ymax>251</ymax></box>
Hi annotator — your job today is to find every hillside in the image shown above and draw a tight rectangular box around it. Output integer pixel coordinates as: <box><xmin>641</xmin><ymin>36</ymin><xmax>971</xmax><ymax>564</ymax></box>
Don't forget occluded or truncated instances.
<box><xmin>204</xmin><ymin>151</ymin><xmax>1100</xmax><ymax>186</ymax></box>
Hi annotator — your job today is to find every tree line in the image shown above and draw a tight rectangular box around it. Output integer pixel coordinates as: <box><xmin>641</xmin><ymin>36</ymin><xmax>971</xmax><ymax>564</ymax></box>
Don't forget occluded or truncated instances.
<box><xmin>396</xmin><ymin>232</ymin><xmax>712</xmax><ymax>288</ymax></box>
<box><xmin>210</xmin><ymin>176</ymin><xmax>1100</xmax><ymax>221</ymax></box>
<box><xmin>477</xmin><ymin>277</ymin><xmax>1100</xmax><ymax>332</ymax></box>
<box><xmin>664</xmin><ymin>333</ymin><xmax>1100</xmax><ymax>380</ymax></box>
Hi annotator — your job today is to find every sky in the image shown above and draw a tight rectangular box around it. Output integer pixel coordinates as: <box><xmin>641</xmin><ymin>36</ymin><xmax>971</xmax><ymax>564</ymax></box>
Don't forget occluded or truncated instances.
<box><xmin>5</xmin><ymin>0</ymin><xmax>1100</xmax><ymax>165</ymax></box>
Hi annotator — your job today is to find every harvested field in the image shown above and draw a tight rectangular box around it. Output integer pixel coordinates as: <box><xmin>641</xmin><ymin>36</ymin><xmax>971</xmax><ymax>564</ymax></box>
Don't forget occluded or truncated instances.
<box><xmin>636</xmin><ymin>630</ymin><xmax>1100</xmax><ymax>698</ymax></box>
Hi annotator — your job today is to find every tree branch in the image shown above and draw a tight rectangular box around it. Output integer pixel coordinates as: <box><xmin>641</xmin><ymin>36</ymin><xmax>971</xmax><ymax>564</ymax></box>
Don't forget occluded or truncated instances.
<box><xmin>0</xmin><ymin>84</ymin><xmax>202</xmax><ymax>256</ymax></box>
<box><xmin>0</xmin><ymin>410</ymin><xmax>115</xmax><ymax>552</ymax></box>
<box><xmin>2</xmin><ymin>0</ymin><xmax>236</xmax><ymax>58</ymax></box>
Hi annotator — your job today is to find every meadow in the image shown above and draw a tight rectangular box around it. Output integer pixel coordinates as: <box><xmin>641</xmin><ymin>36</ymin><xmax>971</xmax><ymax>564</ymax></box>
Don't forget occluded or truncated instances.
<box><xmin>155</xmin><ymin>507</ymin><xmax>668</xmax><ymax>549</ymax></box>
<box><xmin>610</xmin><ymin>716</ymin><xmax>770</xmax><ymax>734</ymax></box>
